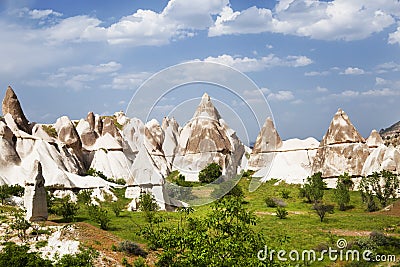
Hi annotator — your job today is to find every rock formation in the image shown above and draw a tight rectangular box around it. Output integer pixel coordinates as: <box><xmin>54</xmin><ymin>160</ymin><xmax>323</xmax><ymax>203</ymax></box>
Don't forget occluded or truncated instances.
<box><xmin>173</xmin><ymin>93</ymin><xmax>244</xmax><ymax>181</ymax></box>
<box><xmin>362</xmin><ymin>145</ymin><xmax>400</xmax><ymax>176</ymax></box>
<box><xmin>24</xmin><ymin>160</ymin><xmax>48</xmax><ymax>222</ymax></box>
<box><xmin>2</xmin><ymin>86</ymin><xmax>31</xmax><ymax>133</ymax></box>
<box><xmin>312</xmin><ymin>108</ymin><xmax>370</xmax><ymax>177</ymax></box>
<box><xmin>162</xmin><ymin>117</ymin><xmax>180</xmax><ymax>167</ymax></box>
<box><xmin>366</xmin><ymin>129</ymin><xmax>384</xmax><ymax>148</ymax></box>
<box><xmin>248</xmin><ymin>117</ymin><xmax>282</xmax><ymax>169</ymax></box>
<box><xmin>249</xmin><ymin>118</ymin><xmax>319</xmax><ymax>183</ymax></box>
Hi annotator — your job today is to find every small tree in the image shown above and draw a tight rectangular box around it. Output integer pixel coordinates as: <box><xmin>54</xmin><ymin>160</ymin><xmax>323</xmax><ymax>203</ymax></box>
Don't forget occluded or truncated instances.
<box><xmin>138</xmin><ymin>193</ymin><xmax>159</xmax><ymax>223</ymax></box>
<box><xmin>359</xmin><ymin>170</ymin><xmax>400</xmax><ymax>210</ymax></box>
<box><xmin>0</xmin><ymin>185</ymin><xmax>11</xmax><ymax>205</ymax></box>
<box><xmin>77</xmin><ymin>189</ymin><xmax>93</xmax><ymax>205</ymax></box>
<box><xmin>334</xmin><ymin>173</ymin><xmax>353</xmax><ymax>211</ymax></box>
<box><xmin>88</xmin><ymin>204</ymin><xmax>111</xmax><ymax>230</ymax></box>
<box><xmin>111</xmin><ymin>200</ymin><xmax>125</xmax><ymax>217</ymax></box>
<box><xmin>54</xmin><ymin>195</ymin><xmax>79</xmax><ymax>222</ymax></box>
<box><xmin>313</xmin><ymin>202</ymin><xmax>334</xmax><ymax>222</ymax></box>
<box><xmin>198</xmin><ymin>163</ymin><xmax>222</xmax><ymax>184</ymax></box>
<box><xmin>299</xmin><ymin>172</ymin><xmax>327</xmax><ymax>203</ymax></box>
<box><xmin>10</xmin><ymin>212</ymin><xmax>31</xmax><ymax>242</ymax></box>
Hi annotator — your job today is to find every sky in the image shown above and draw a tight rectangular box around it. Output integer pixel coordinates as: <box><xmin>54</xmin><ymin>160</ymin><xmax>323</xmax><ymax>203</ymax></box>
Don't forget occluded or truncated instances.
<box><xmin>1</xmin><ymin>0</ymin><xmax>400</xmax><ymax>143</ymax></box>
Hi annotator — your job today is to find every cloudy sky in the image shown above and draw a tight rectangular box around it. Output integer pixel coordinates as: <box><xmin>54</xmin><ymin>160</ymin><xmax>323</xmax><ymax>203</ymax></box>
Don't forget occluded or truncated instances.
<box><xmin>1</xmin><ymin>0</ymin><xmax>400</xmax><ymax>143</ymax></box>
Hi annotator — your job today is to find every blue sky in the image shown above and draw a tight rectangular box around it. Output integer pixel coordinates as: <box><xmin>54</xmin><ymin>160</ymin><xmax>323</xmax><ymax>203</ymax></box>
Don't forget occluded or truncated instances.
<box><xmin>1</xmin><ymin>0</ymin><xmax>400</xmax><ymax>143</ymax></box>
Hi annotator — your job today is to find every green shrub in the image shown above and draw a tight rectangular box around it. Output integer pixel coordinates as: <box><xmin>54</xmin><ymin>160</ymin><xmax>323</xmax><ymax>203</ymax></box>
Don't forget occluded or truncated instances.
<box><xmin>133</xmin><ymin>257</ymin><xmax>148</xmax><ymax>267</ymax></box>
<box><xmin>41</xmin><ymin>125</ymin><xmax>58</xmax><ymax>138</ymax></box>
<box><xmin>198</xmin><ymin>163</ymin><xmax>222</xmax><ymax>184</ymax></box>
<box><xmin>56</xmin><ymin>246</ymin><xmax>99</xmax><ymax>267</ymax></box>
<box><xmin>265</xmin><ymin>197</ymin><xmax>277</xmax><ymax>208</ymax></box>
<box><xmin>280</xmin><ymin>189</ymin><xmax>290</xmax><ymax>199</ymax></box>
<box><xmin>54</xmin><ymin>195</ymin><xmax>79</xmax><ymax>222</ymax></box>
<box><xmin>88</xmin><ymin>204</ymin><xmax>111</xmax><ymax>230</ymax></box>
<box><xmin>313</xmin><ymin>202</ymin><xmax>334</xmax><ymax>222</ymax></box>
<box><xmin>138</xmin><ymin>193</ymin><xmax>159</xmax><ymax>223</ymax></box>
<box><xmin>299</xmin><ymin>172</ymin><xmax>327</xmax><ymax>203</ymax></box>
<box><xmin>117</xmin><ymin>240</ymin><xmax>147</xmax><ymax>257</ymax></box>
<box><xmin>0</xmin><ymin>242</ymin><xmax>53</xmax><ymax>267</ymax></box>
<box><xmin>276</xmin><ymin>206</ymin><xmax>288</xmax><ymax>219</ymax></box>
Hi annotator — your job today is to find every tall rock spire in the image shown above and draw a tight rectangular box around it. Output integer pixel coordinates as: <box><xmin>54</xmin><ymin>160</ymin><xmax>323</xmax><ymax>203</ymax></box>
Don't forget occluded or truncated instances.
<box><xmin>2</xmin><ymin>86</ymin><xmax>31</xmax><ymax>133</ymax></box>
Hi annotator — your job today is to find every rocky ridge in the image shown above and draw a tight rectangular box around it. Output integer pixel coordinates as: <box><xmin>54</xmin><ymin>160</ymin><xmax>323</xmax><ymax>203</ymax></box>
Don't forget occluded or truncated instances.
<box><xmin>1</xmin><ymin>86</ymin><xmax>400</xmax><ymax>210</ymax></box>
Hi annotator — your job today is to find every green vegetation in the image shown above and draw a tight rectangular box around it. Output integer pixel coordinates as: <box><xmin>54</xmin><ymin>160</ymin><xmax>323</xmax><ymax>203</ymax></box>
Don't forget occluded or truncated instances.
<box><xmin>0</xmin><ymin>184</ymin><xmax>24</xmax><ymax>205</ymax></box>
<box><xmin>359</xmin><ymin>170</ymin><xmax>400</xmax><ymax>210</ymax></box>
<box><xmin>198</xmin><ymin>163</ymin><xmax>222</xmax><ymax>184</ymax></box>
<box><xmin>138</xmin><ymin>193</ymin><xmax>159</xmax><ymax>223</ymax></box>
<box><xmin>299</xmin><ymin>172</ymin><xmax>327</xmax><ymax>203</ymax></box>
<box><xmin>334</xmin><ymin>173</ymin><xmax>353</xmax><ymax>211</ymax></box>
<box><xmin>52</xmin><ymin>195</ymin><xmax>79</xmax><ymax>222</ymax></box>
<box><xmin>86</xmin><ymin>168</ymin><xmax>126</xmax><ymax>185</ymax></box>
<box><xmin>41</xmin><ymin>124</ymin><xmax>58</xmax><ymax>138</ymax></box>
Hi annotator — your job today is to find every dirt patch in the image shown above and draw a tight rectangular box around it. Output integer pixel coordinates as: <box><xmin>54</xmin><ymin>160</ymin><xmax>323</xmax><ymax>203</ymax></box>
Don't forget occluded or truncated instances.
<box><xmin>322</xmin><ymin>229</ymin><xmax>372</xmax><ymax>237</ymax></box>
<box><xmin>75</xmin><ymin>222</ymin><xmax>156</xmax><ymax>267</ymax></box>
<box><xmin>377</xmin><ymin>200</ymin><xmax>400</xmax><ymax>216</ymax></box>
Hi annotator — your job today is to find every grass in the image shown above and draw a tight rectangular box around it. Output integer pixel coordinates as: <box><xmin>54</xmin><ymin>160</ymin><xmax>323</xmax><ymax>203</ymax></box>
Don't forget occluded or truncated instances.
<box><xmin>46</xmin><ymin>178</ymin><xmax>400</xmax><ymax>266</ymax></box>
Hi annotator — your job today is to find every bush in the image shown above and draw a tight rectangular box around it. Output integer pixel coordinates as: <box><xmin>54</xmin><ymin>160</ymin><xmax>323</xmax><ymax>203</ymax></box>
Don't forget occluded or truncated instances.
<box><xmin>359</xmin><ymin>170</ymin><xmax>400</xmax><ymax>209</ymax></box>
<box><xmin>133</xmin><ymin>257</ymin><xmax>148</xmax><ymax>267</ymax></box>
<box><xmin>111</xmin><ymin>200</ymin><xmax>125</xmax><ymax>217</ymax></box>
<box><xmin>56</xmin><ymin>246</ymin><xmax>99</xmax><ymax>267</ymax></box>
<box><xmin>198</xmin><ymin>163</ymin><xmax>222</xmax><ymax>184</ymax></box>
<box><xmin>54</xmin><ymin>195</ymin><xmax>79</xmax><ymax>222</ymax></box>
<box><xmin>77</xmin><ymin>189</ymin><xmax>93</xmax><ymax>205</ymax></box>
<box><xmin>138</xmin><ymin>193</ymin><xmax>159</xmax><ymax>223</ymax></box>
<box><xmin>299</xmin><ymin>172</ymin><xmax>327</xmax><ymax>203</ymax></box>
<box><xmin>117</xmin><ymin>240</ymin><xmax>147</xmax><ymax>257</ymax></box>
<box><xmin>369</xmin><ymin>231</ymin><xmax>389</xmax><ymax>246</ymax></box>
<box><xmin>0</xmin><ymin>184</ymin><xmax>25</xmax><ymax>205</ymax></box>
<box><xmin>276</xmin><ymin>206</ymin><xmax>288</xmax><ymax>219</ymax></box>
<box><xmin>334</xmin><ymin>173</ymin><xmax>353</xmax><ymax>211</ymax></box>
<box><xmin>0</xmin><ymin>242</ymin><xmax>53</xmax><ymax>267</ymax></box>
<box><xmin>87</xmin><ymin>204</ymin><xmax>111</xmax><ymax>230</ymax></box>
<box><xmin>280</xmin><ymin>189</ymin><xmax>290</xmax><ymax>199</ymax></box>
<box><xmin>313</xmin><ymin>202</ymin><xmax>334</xmax><ymax>222</ymax></box>
<box><xmin>265</xmin><ymin>197</ymin><xmax>277</xmax><ymax>208</ymax></box>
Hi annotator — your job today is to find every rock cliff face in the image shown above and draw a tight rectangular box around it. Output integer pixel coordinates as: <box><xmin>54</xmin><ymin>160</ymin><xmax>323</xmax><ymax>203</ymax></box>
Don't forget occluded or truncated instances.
<box><xmin>173</xmin><ymin>93</ymin><xmax>245</xmax><ymax>181</ymax></box>
<box><xmin>312</xmin><ymin>109</ymin><xmax>370</xmax><ymax>177</ymax></box>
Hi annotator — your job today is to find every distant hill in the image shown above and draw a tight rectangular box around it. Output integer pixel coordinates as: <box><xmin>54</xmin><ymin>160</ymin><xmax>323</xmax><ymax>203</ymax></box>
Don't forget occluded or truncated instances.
<box><xmin>379</xmin><ymin>121</ymin><xmax>400</xmax><ymax>146</ymax></box>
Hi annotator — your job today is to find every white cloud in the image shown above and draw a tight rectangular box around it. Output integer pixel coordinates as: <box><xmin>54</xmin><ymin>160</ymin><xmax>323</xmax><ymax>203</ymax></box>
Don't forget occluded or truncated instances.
<box><xmin>267</xmin><ymin>90</ymin><xmax>295</xmax><ymax>101</ymax></box>
<box><xmin>209</xmin><ymin>1</ymin><xmax>399</xmax><ymax>41</ymax></box>
<box><xmin>362</xmin><ymin>88</ymin><xmax>400</xmax><ymax>96</ymax></box>
<box><xmin>28</xmin><ymin>9</ymin><xmax>62</xmax><ymax>19</ymax></box>
<box><xmin>375</xmin><ymin>61</ymin><xmax>400</xmax><ymax>73</ymax></box>
<box><xmin>316</xmin><ymin>86</ymin><xmax>329</xmax><ymax>92</ymax></box>
<box><xmin>199</xmin><ymin>54</ymin><xmax>312</xmax><ymax>72</ymax></box>
<box><xmin>388</xmin><ymin>24</ymin><xmax>400</xmax><ymax>45</ymax></box>
<box><xmin>341</xmin><ymin>67</ymin><xmax>365</xmax><ymax>75</ymax></box>
<box><xmin>110</xmin><ymin>72</ymin><xmax>151</xmax><ymax>90</ymax></box>
<box><xmin>243</xmin><ymin>87</ymin><xmax>270</xmax><ymax>97</ymax></box>
<box><xmin>305</xmin><ymin>71</ymin><xmax>329</xmax><ymax>76</ymax></box>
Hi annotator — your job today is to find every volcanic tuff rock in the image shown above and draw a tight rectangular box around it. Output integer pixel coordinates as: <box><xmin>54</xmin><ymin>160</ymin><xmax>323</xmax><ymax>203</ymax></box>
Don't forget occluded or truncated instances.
<box><xmin>362</xmin><ymin>145</ymin><xmax>400</xmax><ymax>176</ymax></box>
<box><xmin>173</xmin><ymin>93</ymin><xmax>244</xmax><ymax>181</ymax></box>
<box><xmin>249</xmin><ymin>117</ymin><xmax>319</xmax><ymax>183</ymax></box>
<box><xmin>366</xmin><ymin>129</ymin><xmax>384</xmax><ymax>148</ymax></box>
<box><xmin>24</xmin><ymin>160</ymin><xmax>48</xmax><ymax>222</ymax></box>
<box><xmin>248</xmin><ymin>117</ymin><xmax>282</xmax><ymax>169</ymax></box>
<box><xmin>2</xmin><ymin>86</ymin><xmax>31</xmax><ymax>133</ymax></box>
<box><xmin>312</xmin><ymin>108</ymin><xmax>370</xmax><ymax>177</ymax></box>
<box><xmin>162</xmin><ymin>117</ymin><xmax>180</xmax><ymax>167</ymax></box>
